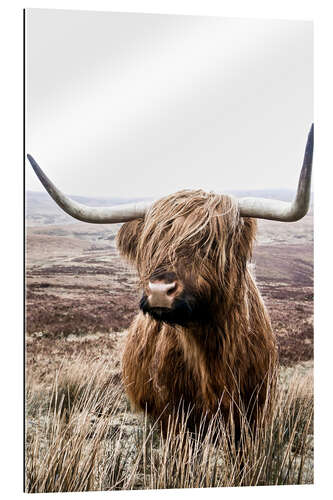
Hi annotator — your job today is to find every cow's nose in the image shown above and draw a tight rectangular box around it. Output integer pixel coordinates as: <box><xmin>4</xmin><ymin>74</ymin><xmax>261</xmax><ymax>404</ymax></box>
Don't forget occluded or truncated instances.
<box><xmin>147</xmin><ymin>281</ymin><xmax>178</xmax><ymax>308</ymax></box>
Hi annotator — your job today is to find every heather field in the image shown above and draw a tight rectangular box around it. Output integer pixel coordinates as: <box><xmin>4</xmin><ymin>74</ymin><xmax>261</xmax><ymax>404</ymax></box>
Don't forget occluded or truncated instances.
<box><xmin>25</xmin><ymin>195</ymin><xmax>313</xmax><ymax>492</ymax></box>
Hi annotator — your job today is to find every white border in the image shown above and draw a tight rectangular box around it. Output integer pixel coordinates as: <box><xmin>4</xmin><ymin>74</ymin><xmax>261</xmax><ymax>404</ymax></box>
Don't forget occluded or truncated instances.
<box><xmin>1</xmin><ymin>1</ymin><xmax>332</xmax><ymax>499</ymax></box>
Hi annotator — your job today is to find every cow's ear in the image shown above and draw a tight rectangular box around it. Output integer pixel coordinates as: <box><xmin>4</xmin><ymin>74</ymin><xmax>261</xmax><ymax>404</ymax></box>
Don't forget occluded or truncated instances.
<box><xmin>116</xmin><ymin>218</ymin><xmax>144</xmax><ymax>264</ymax></box>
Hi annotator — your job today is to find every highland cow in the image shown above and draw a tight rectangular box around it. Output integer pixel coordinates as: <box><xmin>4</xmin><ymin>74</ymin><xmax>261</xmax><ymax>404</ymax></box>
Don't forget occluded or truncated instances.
<box><xmin>118</xmin><ymin>191</ymin><xmax>278</xmax><ymax>436</ymax></box>
<box><xmin>27</xmin><ymin>124</ymin><xmax>313</xmax><ymax>438</ymax></box>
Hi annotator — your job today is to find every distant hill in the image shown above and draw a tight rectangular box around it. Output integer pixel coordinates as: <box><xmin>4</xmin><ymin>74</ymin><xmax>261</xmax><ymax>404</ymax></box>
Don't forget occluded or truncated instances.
<box><xmin>25</xmin><ymin>189</ymin><xmax>313</xmax><ymax>226</ymax></box>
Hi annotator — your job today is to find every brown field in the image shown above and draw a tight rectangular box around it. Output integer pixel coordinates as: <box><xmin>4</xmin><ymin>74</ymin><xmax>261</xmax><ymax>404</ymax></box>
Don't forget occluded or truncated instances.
<box><xmin>25</xmin><ymin>209</ymin><xmax>314</xmax><ymax>491</ymax></box>
<box><xmin>26</xmin><ymin>213</ymin><xmax>313</xmax><ymax>368</ymax></box>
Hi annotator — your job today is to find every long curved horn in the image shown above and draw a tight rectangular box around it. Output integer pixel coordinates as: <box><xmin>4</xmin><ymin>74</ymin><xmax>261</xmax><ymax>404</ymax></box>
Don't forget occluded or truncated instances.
<box><xmin>238</xmin><ymin>124</ymin><xmax>314</xmax><ymax>222</ymax></box>
<box><xmin>26</xmin><ymin>154</ymin><xmax>152</xmax><ymax>223</ymax></box>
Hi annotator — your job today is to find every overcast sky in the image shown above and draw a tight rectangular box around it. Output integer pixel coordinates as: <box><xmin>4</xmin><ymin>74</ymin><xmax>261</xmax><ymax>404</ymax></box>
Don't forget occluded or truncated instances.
<box><xmin>25</xmin><ymin>9</ymin><xmax>313</xmax><ymax>199</ymax></box>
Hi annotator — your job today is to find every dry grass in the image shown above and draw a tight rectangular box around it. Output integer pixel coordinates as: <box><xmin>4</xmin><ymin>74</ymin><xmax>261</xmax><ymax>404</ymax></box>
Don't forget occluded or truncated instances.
<box><xmin>25</xmin><ymin>357</ymin><xmax>313</xmax><ymax>492</ymax></box>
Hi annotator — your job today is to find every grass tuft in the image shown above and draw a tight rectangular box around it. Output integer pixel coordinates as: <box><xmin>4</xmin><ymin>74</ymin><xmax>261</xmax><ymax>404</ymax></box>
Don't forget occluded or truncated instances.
<box><xmin>25</xmin><ymin>359</ymin><xmax>313</xmax><ymax>492</ymax></box>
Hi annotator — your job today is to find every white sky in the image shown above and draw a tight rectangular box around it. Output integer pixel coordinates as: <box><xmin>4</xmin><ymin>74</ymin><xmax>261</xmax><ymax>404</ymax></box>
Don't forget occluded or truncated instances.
<box><xmin>25</xmin><ymin>9</ymin><xmax>313</xmax><ymax>199</ymax></box>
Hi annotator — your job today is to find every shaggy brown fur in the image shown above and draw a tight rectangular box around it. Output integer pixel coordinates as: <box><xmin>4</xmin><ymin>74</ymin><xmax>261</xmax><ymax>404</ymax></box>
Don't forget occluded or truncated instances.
<box><xmin>117</xmin><ymin>190</ymin><xmax>278</xmax><ymax>436</ymax></box>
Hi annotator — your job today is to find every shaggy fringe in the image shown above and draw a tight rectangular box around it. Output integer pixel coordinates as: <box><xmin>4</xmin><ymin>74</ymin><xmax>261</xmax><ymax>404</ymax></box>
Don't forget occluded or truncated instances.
<box><xmin>139</xmin><ymin>190</ymin><xmax>243</xmax><ymax>285</ymax></box>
